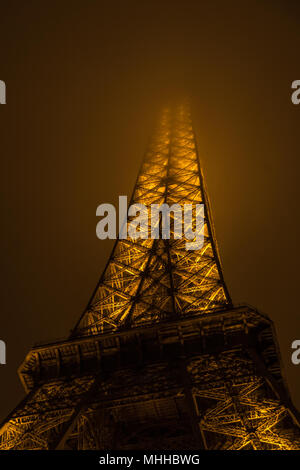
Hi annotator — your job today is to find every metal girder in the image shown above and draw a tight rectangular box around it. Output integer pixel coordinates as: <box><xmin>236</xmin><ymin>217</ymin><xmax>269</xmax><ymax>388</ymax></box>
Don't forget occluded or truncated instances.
<box><xmin>0</xmin><ymin>102</ymin><xmax>299</xmax><ymax>450</ymax></box>
<box><xmin>73</xmin><ymin>103</ymin><xmax>232</xmax><ymax>337</ymax></box>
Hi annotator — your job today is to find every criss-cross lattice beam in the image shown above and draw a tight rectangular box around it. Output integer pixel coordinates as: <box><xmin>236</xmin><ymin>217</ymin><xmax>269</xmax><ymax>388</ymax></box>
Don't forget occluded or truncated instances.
<box><xmin>73</xmin><ymin>104</ymin><xmax>231</xmax><ymax>337</ymax></box>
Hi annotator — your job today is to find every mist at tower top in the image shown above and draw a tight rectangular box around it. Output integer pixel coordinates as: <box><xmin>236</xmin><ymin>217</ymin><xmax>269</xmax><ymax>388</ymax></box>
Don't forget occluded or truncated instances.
<box><xmin>73</xmin><ymin>99</ymin><xmax>231</xmax><ymax>337</ymax></box>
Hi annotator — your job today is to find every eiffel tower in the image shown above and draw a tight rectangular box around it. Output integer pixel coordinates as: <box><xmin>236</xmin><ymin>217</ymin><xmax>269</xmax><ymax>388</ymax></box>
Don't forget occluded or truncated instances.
<box><xmin>1</xmin><ymin>103</ymin><xmax>299</xmax><ymax>451</ymax></box>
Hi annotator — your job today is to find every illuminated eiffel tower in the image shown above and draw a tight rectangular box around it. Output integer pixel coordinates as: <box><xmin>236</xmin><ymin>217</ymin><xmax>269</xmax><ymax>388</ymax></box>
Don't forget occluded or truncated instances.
<box><xmin>1</xmin><ymin>103</ymin><xmax>299</xmax><ymax>450</ymax></box>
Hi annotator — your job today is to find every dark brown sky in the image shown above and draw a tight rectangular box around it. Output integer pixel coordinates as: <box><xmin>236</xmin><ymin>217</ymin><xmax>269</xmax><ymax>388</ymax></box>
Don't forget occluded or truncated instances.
<box><xmin>0</xmin><ymin>0</ymin><xmax>299</xmax><ymax>421</ymax></box>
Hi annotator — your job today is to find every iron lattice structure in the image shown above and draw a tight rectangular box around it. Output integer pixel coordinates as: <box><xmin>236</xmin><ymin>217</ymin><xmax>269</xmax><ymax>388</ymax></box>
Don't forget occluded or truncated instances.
<box><xmin>0</xmin><ymin>104</ymin><xmax>299</xmax><ymax>450</ymax></box>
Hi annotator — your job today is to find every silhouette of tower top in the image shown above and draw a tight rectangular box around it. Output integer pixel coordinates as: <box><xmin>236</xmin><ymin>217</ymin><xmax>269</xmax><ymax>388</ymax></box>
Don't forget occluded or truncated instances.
<box><xmin>0</xmin><ymin>102</ymin><xmax>299</xmax><ymax>450</ymax></box>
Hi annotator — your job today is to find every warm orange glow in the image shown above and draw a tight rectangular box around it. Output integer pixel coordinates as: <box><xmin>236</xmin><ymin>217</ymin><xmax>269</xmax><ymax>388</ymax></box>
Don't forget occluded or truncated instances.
<box><xmin>75</xmin><ymin>104</ymin><xmax>230</xmax><ymax>336</ymax></box>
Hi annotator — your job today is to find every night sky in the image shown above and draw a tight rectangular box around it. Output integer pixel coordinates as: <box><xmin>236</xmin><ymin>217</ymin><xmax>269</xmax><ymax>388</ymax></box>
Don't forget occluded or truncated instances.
<box><xmin>0</xmin><ymin>1</ymin><xmax>299</xmax><ymax>421</ymax></box>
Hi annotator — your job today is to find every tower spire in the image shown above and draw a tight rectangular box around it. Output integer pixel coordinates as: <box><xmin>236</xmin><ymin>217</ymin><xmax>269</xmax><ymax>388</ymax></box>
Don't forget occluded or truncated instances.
<box><xmin>74</xmin><ymin>103</ymin><xmax>231</xmax><ymax>337</ymax></box>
